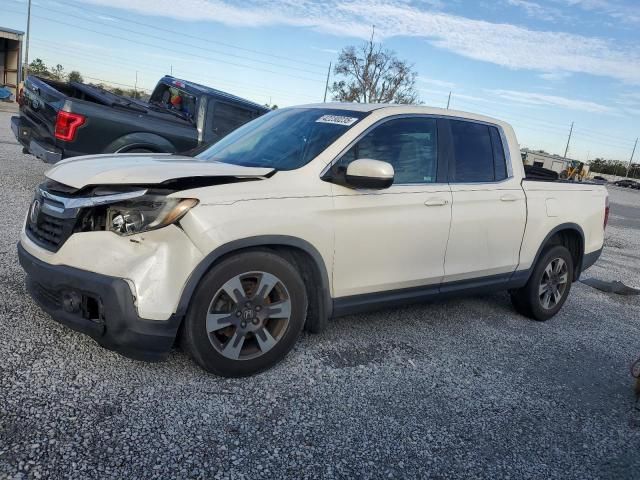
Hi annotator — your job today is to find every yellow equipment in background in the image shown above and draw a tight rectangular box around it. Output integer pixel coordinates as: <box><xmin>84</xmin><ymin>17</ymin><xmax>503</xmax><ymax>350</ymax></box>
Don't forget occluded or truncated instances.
<box><xmin>559</xmin><ymin>161</ymin><xmax>589</xmax><ymax>181</ymax></box>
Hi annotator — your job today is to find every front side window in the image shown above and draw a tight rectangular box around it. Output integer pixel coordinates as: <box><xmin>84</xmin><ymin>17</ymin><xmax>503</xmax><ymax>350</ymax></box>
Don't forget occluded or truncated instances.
<box><xmin>196</xmin><ymin>108</ymin><xmax>368</xmax><ymax>170</ymax></box>
<box><xmin>338</xmin><ymin>117</ymin><xmax>438</xmax><ymax>184</ymax></box>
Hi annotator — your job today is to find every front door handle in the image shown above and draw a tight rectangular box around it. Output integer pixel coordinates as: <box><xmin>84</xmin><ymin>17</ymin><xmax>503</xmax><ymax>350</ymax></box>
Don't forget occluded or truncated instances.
<box><xmin>500</xmin><ymin>194</ymin><xmax>519</xmax><ymax>202</ymax></box>
<box><xmin>424</xmin><ymin>199</ymin><xmax>448</xmax><ymax>206</ymax></box>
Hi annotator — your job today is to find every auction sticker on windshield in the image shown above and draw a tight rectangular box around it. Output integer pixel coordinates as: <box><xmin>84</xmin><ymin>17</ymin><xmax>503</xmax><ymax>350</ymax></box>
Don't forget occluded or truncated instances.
<box><xmin>315</xmin><ymin>115</ymin><xmax>359</xmax><ymax>126</ymax></box>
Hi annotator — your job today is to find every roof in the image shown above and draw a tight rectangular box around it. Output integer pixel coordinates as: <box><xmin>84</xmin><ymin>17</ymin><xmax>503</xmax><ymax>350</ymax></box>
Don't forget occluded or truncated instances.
<box><xmin>0</xmin><ymin>27</ymin><xmax>25</xmax><ymax>41</ymax></box>
<box><xmin>525</xmin><ymin>150</ymin><xmax>576</xmax><ymax>162</ymax></box>
<box><xmin>296</xmin><ymin>102</ymin><xmax>389</xmax><ymax>112</ymax></box>
<box><xmin>294</xmin><ymin>102</ymin><xmax>506</xmax><ymax>126</ymax></box>
<box><xmin>160</xmin><ymin>76</ymin><xmax>268</xmax><ymax>112</ymax></box>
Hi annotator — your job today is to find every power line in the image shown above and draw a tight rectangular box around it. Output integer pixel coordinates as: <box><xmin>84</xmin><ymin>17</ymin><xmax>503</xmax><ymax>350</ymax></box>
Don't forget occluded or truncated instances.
<box><xmin>29</xmin><ymin>38</ymin><xmax>318</xmax><ymax>103</ymax></box>
<box><xmin>34</xmin><ymin>4</ymin><xmax>327</xmax><ymax>77</ymax></box>
<box><xmin>54</xmin><ymin>0</ymin><xmax>328</xmax><ymax>70</ymax></box>
<box><xmin>450</xmin><ymin>96</ymin><xmax>637</xmax><ymax>152</ymax></box>
<box><xmin>4</xmin><ymin>5</ymin><xmax>326</xmax><ymax>84</ymax></box>
<box><xmin>571</xmin><ymin>126</ymin><xmax>636</xmax><ymax>146</ymax></box>
<box><xmin>451</xmin><ymin>94</ymin><xmax>636</xmax><ymax>146</ymax></box>
<box><xmin>449</xmin><ymin>98</ymin><xmax>635</xmax><ymax>158</ymax></box>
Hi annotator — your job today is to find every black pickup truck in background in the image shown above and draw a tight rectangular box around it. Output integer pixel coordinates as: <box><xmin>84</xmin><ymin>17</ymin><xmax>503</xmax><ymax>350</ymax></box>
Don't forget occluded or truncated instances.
<box><xmin>11</xmin><ymin>75</ymin><xmax>268</xmax><ymax>163</ymax></box>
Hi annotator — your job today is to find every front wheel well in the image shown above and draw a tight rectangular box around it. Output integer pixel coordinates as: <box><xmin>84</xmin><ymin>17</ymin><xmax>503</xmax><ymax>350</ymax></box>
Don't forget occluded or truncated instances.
<box><xmin>545</xmin><ymin>229</ymin><xmax>584</xmax><ymax>280</ymax></box>
<box><xmin>182</xmin><ymin>244</ymin><xmax>330</xmax><ymax>335</ymax></box>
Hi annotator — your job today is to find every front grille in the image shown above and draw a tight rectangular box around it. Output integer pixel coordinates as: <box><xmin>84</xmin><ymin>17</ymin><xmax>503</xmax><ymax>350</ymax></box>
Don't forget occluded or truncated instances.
<box><xmin>27</xmin><ymin>212</ymin><xmax>67</xmax><ymax>249</ymax></box>
<box><xmin>25</xmin><ymin>187</ymin><xmax>79</xmax><ymax>252</ymax></box>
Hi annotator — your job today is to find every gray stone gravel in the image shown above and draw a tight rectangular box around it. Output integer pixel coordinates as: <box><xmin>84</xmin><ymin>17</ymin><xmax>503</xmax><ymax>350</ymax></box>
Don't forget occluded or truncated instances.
<box><xmin>1</xmin><ymin>108</ymin><xmax>639</xmax><ymax>479</ymax></box>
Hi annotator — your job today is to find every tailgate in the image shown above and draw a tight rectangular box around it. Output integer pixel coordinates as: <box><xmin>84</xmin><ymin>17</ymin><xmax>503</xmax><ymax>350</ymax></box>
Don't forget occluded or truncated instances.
<box><xmin>20</xmin><ymin>76</ymin><xmax>65</xmax><ymax>141</ymax></box>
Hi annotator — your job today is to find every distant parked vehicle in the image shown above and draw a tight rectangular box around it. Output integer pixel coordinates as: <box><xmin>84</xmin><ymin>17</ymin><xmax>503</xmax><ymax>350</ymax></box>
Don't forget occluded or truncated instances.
<box><xmin>11</xmin><ymin>75</ymin><xmax>268</xmax><ymax>163</ymax></box>
<box><xmin>614</xmin><ymin>179</ymin><xmax>640</xmax><ymax>189</ymax></box>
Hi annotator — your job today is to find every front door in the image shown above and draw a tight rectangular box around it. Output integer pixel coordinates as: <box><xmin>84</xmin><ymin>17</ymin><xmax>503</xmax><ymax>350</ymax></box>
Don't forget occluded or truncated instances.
<box><xmin>328</xmin><ymin>116</ymin><xmax>452</xmax><ymax>298</ymax></box>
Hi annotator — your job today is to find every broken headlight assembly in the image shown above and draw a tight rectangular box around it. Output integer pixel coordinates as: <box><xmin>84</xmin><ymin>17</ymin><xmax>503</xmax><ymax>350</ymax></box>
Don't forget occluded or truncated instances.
<box><xmin>105</xmin><ymin>195</ymin><xmax>198</xmax><ymax>236</ymax></box>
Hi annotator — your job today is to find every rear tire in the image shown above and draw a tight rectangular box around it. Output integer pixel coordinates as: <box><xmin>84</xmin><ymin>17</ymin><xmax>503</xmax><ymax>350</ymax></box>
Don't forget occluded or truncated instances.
<box><xmin>510</xmin><ymin>245</ymin><xmax>574</xmax><ymax>321</ymax></box>
<box><xmin>182</xmin><ymin>251</ymin><xmax>307</xmax><ymax>377</ymax></box>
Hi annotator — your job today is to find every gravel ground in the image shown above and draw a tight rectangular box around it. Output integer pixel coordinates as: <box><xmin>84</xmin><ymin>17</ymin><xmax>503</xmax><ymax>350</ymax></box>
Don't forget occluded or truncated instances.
<box><xmin>1</xmin><ymin>108</ymin><xmax>639</xmax><ymax>479</ymax></box>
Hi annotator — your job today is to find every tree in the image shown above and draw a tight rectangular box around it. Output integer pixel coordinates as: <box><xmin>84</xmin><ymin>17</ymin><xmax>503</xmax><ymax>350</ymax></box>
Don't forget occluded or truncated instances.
<box><xmin>68</xmin><ymin>70</ymin><xmax>84</xmax><ymax>83</ymax></box>
<box><xmin>331</xmin><ymin>30</ymin><xmax>419</xmax><ymax>104</ymax></box>
<box><xmin>588</xmin><ymin>157</ymin><xmax>639</xmax><ymax>179</ymax></box>
<box><xmin>125</xmin><ymin>89</ymin><xmax>142</xmax><ymax>99</ymax></box>
<box><xmin>49</xmin><ymin>64</ymin><xmax>65</xmax><ymax>81</ymax></box>
<box><xmin>263</xmin><ymin>103</ymin><xmax>278</xmax><ymax>110</ymax></box>
<box><xmin>27</xmin><ymin>58</ymin><xmax>49</xmax><ymax>77</ymax></box>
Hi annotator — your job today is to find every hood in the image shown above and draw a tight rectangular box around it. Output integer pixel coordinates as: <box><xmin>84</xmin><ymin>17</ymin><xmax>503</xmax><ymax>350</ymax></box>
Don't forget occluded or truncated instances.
<box><xmin>46</xmin><ymin>153</ymin><xmax>274</xmax><ymax>189</ymax></box>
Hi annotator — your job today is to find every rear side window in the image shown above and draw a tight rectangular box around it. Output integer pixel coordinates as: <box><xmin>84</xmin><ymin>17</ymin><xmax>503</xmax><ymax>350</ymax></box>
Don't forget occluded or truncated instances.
<box><xmin>449</xmin><ymin>120</ymin><xmax>508</xmax><ymax>183</ymax></box>
<box><xmin>490</xmin><ymin>127</ymin><xmax>507</xmax><ymax>181</ymax></box>
<box><xmin>211</xmin><ymin>102</ymin><xmax>256</xmax><ymax>140</ymax></box>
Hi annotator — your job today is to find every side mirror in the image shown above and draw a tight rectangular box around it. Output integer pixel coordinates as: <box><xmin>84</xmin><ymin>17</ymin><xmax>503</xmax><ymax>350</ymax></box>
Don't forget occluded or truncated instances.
<box><xmin>345</xmin><ymin>159</ymin><xmax>394</xmax><ymax>190</ymax></box>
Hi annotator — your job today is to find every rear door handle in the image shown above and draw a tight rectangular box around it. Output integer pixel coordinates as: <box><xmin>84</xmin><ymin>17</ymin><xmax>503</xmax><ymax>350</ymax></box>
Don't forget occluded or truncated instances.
<box><xmin>500</xmin><ymin>194</ymin><xmax>519</xmax><ymax>202</ymax></box>
<box><xmin>424</xmin><ymin>199</ymin><xmax>448</xmax><ymax>206</ymax></box>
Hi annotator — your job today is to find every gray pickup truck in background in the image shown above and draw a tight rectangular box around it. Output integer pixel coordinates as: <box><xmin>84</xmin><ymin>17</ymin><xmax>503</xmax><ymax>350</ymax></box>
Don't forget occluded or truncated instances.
<box><xmin>11</xmin><ymin>75</ymin><xmax>268</xmax><ymax>163</ymax></box>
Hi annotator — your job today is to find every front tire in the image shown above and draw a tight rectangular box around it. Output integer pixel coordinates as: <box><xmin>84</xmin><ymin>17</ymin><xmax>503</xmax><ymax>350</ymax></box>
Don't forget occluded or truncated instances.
<box><xmin>510</xmin><ymin>245</ymin><xmax>574</xmax><ymax>321</ymax></box>
<box><xmin>182</xmin><ymin>251</ymin><xmax>307</xmax><ymax>377</ymax></box>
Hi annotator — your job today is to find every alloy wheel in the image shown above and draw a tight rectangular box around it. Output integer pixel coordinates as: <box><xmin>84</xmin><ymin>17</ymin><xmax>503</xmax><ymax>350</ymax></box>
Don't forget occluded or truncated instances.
<box><xmin>206</xmin><ymin>271</ymin><xmax>291</xmax><ymax>360</ymax></box>
<box><xmin>538</xmin><ymin>257</ymin><xmax>569</xmax><ymax>310</ymax></box>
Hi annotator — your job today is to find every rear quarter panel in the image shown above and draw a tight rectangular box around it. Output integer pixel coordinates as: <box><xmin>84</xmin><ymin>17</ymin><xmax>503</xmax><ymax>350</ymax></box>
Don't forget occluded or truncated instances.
<box><xmin>520</xmin><ymin>181</ymin><xmax>607</xmax><ymax>270</ymax></box>
<box><xmin>65</xmin><ymin>100</ymin><xmax>197</xmax><ymax>155</ymax></box>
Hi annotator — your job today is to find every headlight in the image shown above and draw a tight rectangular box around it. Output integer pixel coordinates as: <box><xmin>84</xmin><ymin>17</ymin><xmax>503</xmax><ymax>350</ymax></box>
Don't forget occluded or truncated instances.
<box><xmin>107</xmin><ymin>195</ymin><xmax>198</xmax><ymax>236</ymax></box>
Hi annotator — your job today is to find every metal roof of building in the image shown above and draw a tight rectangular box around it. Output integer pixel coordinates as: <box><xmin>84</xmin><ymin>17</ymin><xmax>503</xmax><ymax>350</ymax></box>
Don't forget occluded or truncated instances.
<box><xmin>0</xmin><ymin>27</ymin><xmax>25</xmax><ymax>40</ymax></box>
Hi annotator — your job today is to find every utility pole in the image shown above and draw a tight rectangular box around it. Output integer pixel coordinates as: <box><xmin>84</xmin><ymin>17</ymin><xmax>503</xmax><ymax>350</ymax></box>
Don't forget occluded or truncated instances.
<box><xmin>134</xmin><ymin>71</ymin><xmax>138</xmax><ymax>97</ymax></box>
<box><xmin>170</xmin><ymin>65</ymin><xmax>173</xmax><ymax>76</ymax></box>
<box><xmin>24</xmin><ymin>0</ymin><xmax>32</xmax><ymax>79</ymax></box>
<box><xmin>323</xmin><ymin>62</ymin><xmax>332</xmax><ymax>103</ymax></box>
<box><xmin>626</xmin><ymin>137</ymin><xmax>638</xmax><ymax>179</ymax></box>
<box><xmin>563</xmin><ymin>122</ymin><xmax>574</xmax><ymax>159</ymax></box>
<box><xmin>446</xmin><ymin>91</ymin><xmax>451</xmax><ymax>109</ymax></box>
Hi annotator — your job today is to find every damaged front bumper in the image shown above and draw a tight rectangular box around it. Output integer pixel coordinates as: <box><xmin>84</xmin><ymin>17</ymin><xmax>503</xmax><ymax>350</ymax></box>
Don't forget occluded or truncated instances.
<box><xmin>18</xmin><ymin>242</ymin><xmax>181</xmax><ymax>361</ymax></box>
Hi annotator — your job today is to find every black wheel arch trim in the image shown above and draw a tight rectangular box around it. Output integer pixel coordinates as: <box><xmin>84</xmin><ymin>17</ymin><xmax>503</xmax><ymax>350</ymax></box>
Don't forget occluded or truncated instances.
<box><xmin>513</xmin><ymin>222</ymin><xmax>587</xmax><ymax>284</ymax></box>
<box><xmin>175</xmin><ymin>235</ymin><xmax>332</xmax><ymax>328</ymax></box>
<box><xmin>104</xmin><ymin>132</ymin><xmax>177</xmax><ymax>154</ymax></box>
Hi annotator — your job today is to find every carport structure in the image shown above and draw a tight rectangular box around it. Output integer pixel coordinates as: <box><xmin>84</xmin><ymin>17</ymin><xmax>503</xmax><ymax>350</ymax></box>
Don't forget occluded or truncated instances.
<box><xmin>0</xmin><ymin>27</ymin><xmax>24</xmax><ymax>100</ymax></box>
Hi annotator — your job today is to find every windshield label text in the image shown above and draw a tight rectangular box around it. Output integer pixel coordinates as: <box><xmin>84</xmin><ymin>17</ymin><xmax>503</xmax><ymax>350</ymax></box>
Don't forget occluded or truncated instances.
<box><xmin>315</xmin><ymin>115</ymin><xmax>359</xmax><ymax>126</ymax></box>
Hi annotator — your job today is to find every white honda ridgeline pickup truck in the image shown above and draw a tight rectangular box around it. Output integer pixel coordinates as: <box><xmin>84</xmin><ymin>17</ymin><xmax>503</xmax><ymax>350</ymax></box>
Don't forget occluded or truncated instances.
<box><xmin>18</xmin><ymin>104</ymin><xmax>608</xmax><ymax>376</ymax></box>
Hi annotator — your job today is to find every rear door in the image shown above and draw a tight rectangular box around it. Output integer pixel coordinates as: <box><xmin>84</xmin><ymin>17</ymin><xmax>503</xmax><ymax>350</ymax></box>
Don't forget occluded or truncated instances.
<box><xmin>442</xmin><ymin>119</ymin><xmax>526</xmax><ymax>283</ymax></box>
<box><xmin>330</xmin><ymin>116</ymin><xmax>452</xmax><ymax>298</ymax></box>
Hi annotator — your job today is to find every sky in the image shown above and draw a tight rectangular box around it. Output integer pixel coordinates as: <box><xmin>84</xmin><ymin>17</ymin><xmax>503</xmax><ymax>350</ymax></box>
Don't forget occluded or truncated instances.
<box><xmin>3</xmin><ymin>0</ymin><xmax>640</xmax><ymax>162</ymax></box>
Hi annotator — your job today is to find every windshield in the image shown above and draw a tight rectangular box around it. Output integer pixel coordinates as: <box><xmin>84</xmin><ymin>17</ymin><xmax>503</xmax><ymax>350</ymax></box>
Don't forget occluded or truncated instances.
<box><xmin>195</xmin><ymin>108</ymin><xmax>368</xmax><ymax>170</ymax></box>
